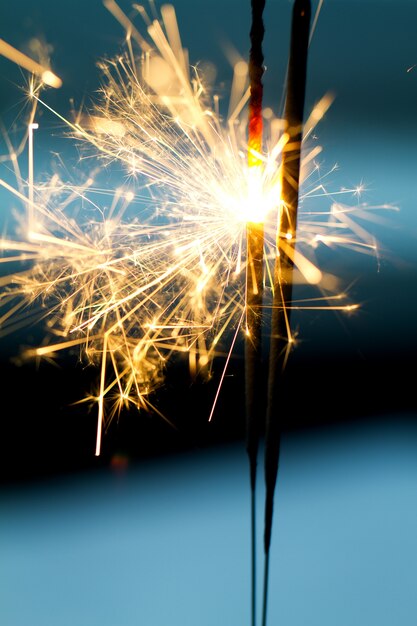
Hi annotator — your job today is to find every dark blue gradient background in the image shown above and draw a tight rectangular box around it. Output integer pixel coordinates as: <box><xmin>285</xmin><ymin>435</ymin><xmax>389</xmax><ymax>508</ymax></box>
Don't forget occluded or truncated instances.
<box><xmin>1</xmin><ymin>2</ymin><xmax>417</xmax><ymax>625</ymax></box>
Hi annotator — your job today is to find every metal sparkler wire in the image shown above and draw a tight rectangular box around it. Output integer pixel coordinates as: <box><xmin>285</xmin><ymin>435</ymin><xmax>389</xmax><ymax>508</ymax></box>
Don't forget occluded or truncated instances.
<box><xmin>246</xmin><ymin>3</ymin><xmax>266</xmax><ymax>623</ymax></box>
<box><xmin>261</xmin><ymin>2</ymin><xmax>311</xmax><ymax>626</ymax></box>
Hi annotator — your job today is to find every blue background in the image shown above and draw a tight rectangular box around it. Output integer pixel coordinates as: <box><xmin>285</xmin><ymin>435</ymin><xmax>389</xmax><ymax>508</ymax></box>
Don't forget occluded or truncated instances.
<box><xmin>1</xmin><ymin>2</ymin><xmax>417</xmax><ymax>625</ymax></box>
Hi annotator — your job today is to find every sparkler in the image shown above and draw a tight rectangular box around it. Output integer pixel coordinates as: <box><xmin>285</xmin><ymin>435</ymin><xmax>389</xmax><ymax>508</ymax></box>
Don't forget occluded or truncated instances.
<box><xmin>262</xmin><ymin>2</ymin><xmax>311</xmax><ymax>625</ymax></box>
<box><xmin>0</xmin><ymin>14</ymin><xmax>391</xmax><ymax>624</ymax></box>
<box><xmin>246</xmin><ymin>2</ymin><xmax>266</xmax><ymax>624</ymax></box>
<box><xmin>0</xmin><ymin>0</ymin><xmax>383</xmax><ymax>462</ymax></box>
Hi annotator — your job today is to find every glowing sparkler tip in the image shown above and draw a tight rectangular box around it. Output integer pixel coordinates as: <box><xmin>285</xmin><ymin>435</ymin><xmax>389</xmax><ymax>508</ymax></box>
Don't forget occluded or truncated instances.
<box><xmin>41</xmin><ymin>70</ymin><xmax>63</xmax><ymax>89</ymax></box>
<box><xmin>235</xmin><ymin>60</ymin><xmax>248</xmax><ymax>76</ymax></box>
<box><xmin>305</xmin><ymin>267</ymin><xmax>322</xmax><ymax>285</ymax></box>
<box><xmin>345</xmin><ymin>304</ymin><xmax>360</xmax><ymax>312</ymax></box>
<box><xmin>0</xmin><ymin>37</ymin><xmax>62</xmax><ymax>89</ymax></box>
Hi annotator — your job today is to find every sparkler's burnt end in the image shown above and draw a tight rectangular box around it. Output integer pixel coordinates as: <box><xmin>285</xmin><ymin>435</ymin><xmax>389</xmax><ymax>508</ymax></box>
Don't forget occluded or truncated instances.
<box><xmin>248</xmin><ymin>0</ymin><xmax>266</xmax><ymax>162</ymax></box>
<box><xmin>281</xmin><ymin>0</ymin><xmax>311</xmax><ymax>240</ymax></box>
<box><xmin>262</xmin><ymin>1</ymin><xmax>311</xmax><ymax>624</ymax></box>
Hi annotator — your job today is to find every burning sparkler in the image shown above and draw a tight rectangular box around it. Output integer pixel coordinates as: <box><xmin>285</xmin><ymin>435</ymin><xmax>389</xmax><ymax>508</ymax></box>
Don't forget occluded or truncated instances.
<box><xmin>0</xmin><ymin>1</ymin><xmax>386</xmax><ymax>495</ymax></box>
<box><xmin>0</xmin><ymin>5</ymin><xmax>398</xmax><ymax>626</ymax></box>
<box><xmin>0</xmin><ymin>2</ymin><xmax>383</xmax><ymax>455</ymax></box>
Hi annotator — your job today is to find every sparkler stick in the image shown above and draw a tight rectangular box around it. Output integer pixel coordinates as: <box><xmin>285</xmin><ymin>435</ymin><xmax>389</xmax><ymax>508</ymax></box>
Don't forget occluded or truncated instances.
<box><xmin>246</xmin><ymin>2</ymin><xmax>266</xmax><ymax>624</ymax></box>
<box><xmin>262</xmin><ymin>1</ymin><xmax>311</xmax><ymax>625</ymax></box>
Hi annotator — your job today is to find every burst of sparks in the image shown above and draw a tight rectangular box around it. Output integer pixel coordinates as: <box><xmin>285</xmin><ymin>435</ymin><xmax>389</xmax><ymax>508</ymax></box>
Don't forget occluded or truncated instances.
<box><xmin>0</xmin><ymin>2</ymin><xmax>395</xmax><ymax>454</ymax></box>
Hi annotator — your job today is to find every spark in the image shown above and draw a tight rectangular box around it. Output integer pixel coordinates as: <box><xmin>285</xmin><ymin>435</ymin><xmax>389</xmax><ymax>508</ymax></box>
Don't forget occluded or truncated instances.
<box><xmin>0</xmin><ymin>2</ymin><xmax>393</xmax><ymax>454</ymax></box>
<box><xmin>0</xmin><ymin>38</ymin><xmax>62</xmax><ymax>88</ymax></box>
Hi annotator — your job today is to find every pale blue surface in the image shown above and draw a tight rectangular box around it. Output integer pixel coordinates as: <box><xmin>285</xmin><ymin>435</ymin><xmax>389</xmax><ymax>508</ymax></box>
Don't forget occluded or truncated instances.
<box><xmin>2</xmin><ymin>416</ymin><xmax>417</xmax><ymax>626</ymax></box>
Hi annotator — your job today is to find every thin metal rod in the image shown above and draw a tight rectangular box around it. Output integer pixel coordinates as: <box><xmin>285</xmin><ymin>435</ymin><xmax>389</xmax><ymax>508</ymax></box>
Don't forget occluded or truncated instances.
<box><xmin>261</xmin><ymin>549</ymin><xmax>270</xmax><ymax>626</ymax></box>
<box><xmin>250</xmin><ymin>483</ymin><xmax>257</xmax><ymax>626</ymax></box>
<box><xmin>262</xmin><ymin>2</ymin><xmax>311</xmax><ymax>625</ymax></box>
<box><xmin>246</xmin><ymin>2</ymin><xmax>266</xmax><ymax>625</ymax></box>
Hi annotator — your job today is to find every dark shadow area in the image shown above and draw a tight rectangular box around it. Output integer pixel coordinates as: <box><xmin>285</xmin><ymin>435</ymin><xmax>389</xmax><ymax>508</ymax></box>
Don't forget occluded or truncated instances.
<box><xmin>1</xmin><ymin>328</ymin><xmax>415</xmax><ymax>486</ymax></box>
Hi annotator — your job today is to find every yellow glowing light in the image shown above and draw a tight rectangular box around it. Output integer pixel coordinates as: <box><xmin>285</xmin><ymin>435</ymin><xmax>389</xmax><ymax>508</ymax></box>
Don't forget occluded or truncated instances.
<box><xmin>88</xmin><ymin>116</ymin><xmax>126</xmax><ymax>138</ymax></box>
